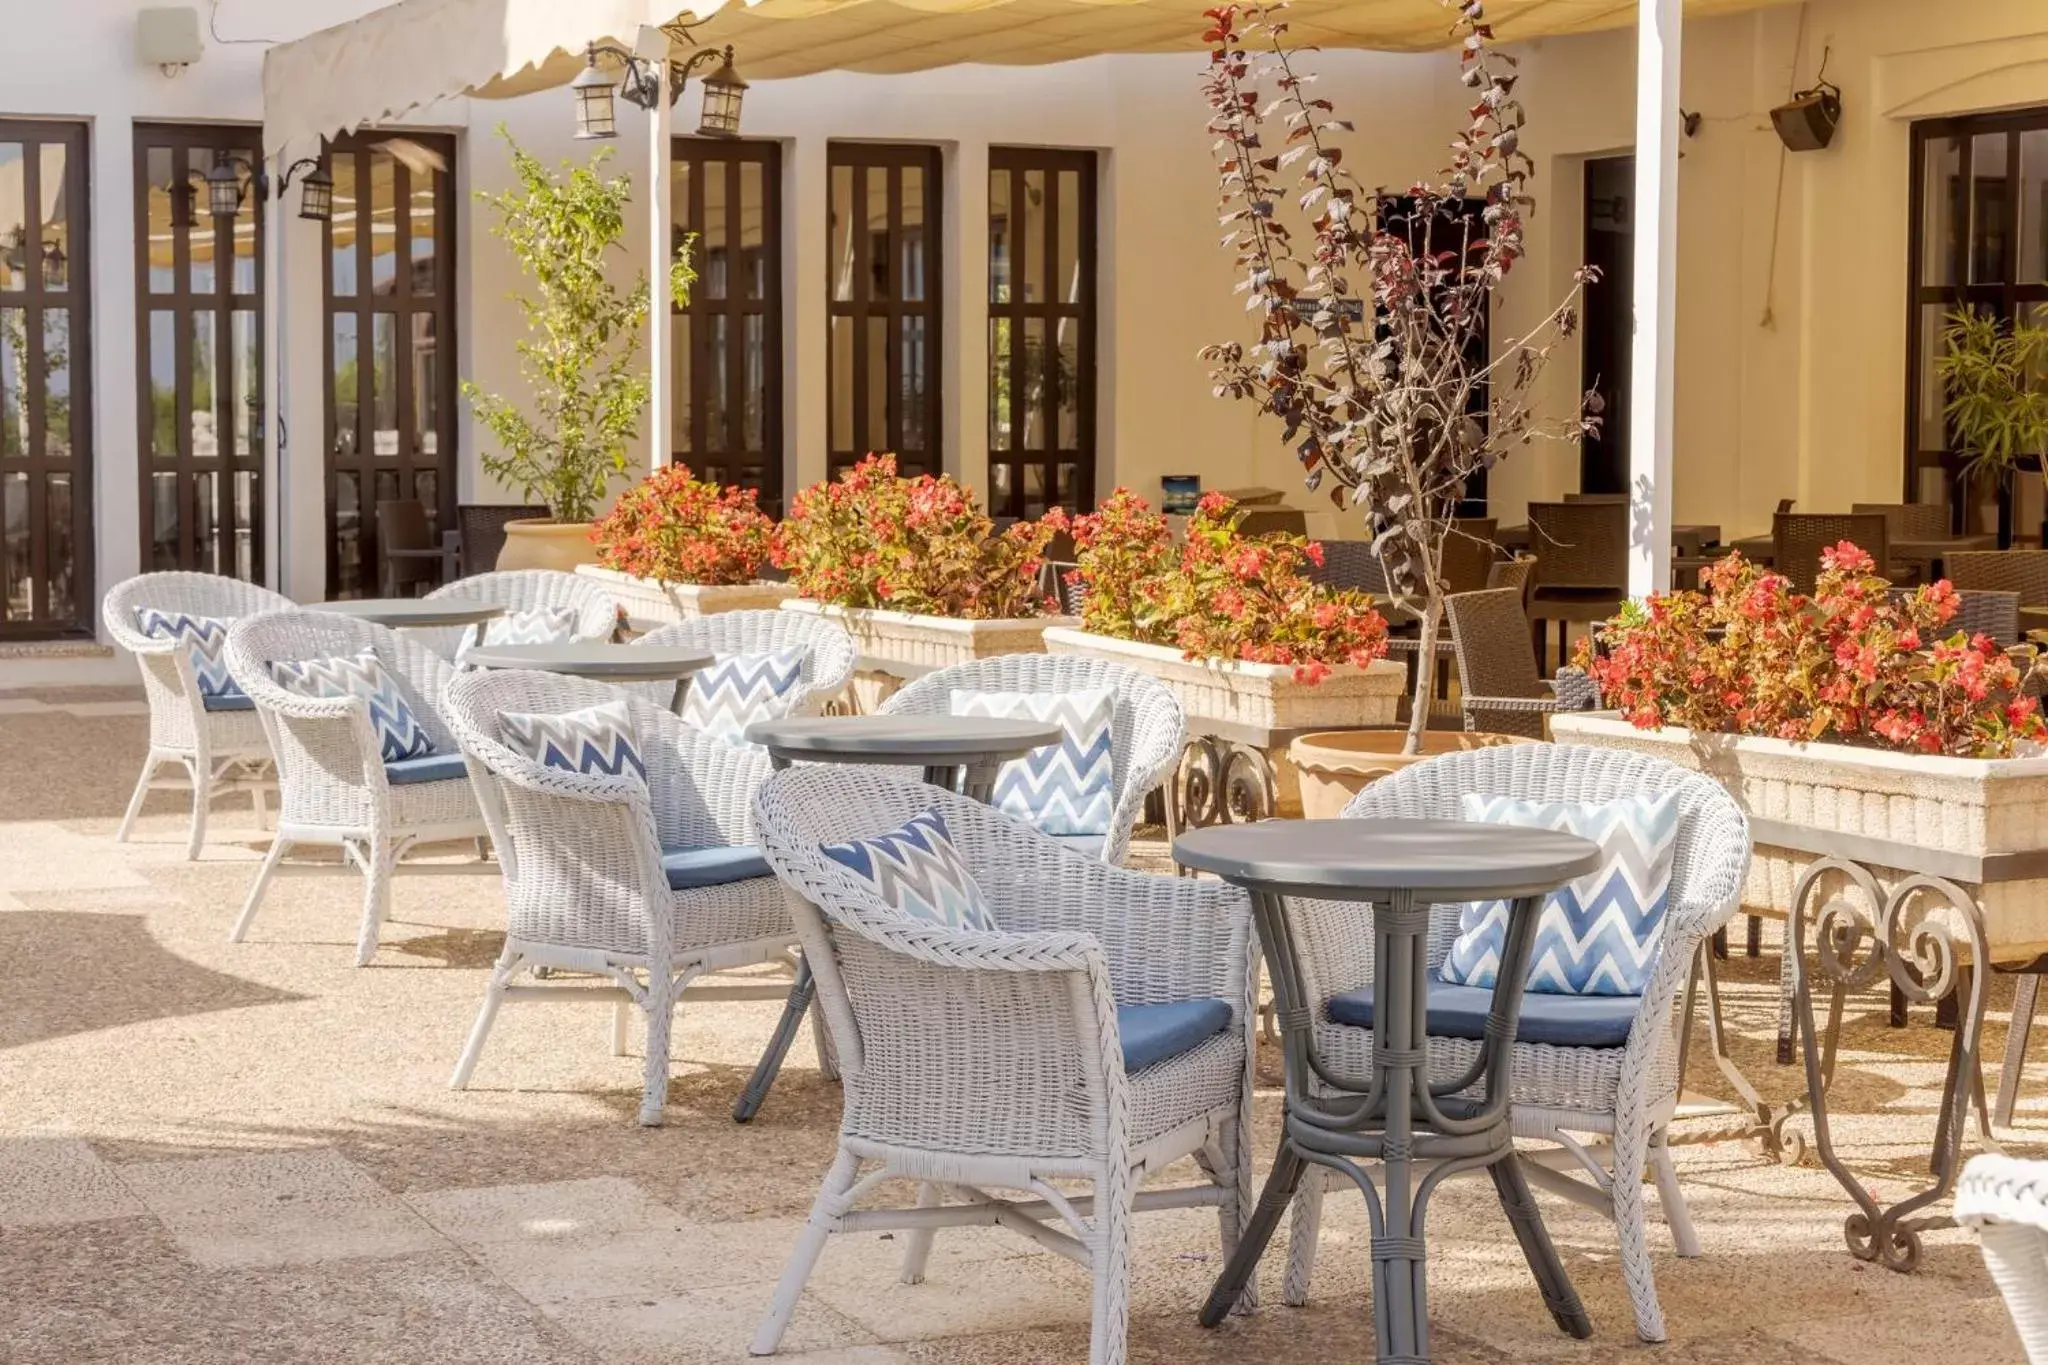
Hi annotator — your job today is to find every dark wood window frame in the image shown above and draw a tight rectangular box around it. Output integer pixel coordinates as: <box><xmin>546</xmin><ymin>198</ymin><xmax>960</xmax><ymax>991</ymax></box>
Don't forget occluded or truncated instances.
<box><xmin>133</xmin><ymin>123</ymin><xmax>266</xmax><ymax>583</ymax></box>
<box><xmin>671</xmin><ymin>136</ymin><xmax>784</xmax><ymax>511</ymax></box>
<box><xmin>987</xmin><ymin>147</ymin><xmax>1098</xmax><ymax>519</ymax></box>
<box><xmin>321</xmin><ymin>130</ymin><xmax>458</xmax><ymax>599</ymax></box>
<box><xmin>1905</xmin><ymin>107</ymin><xmax>2048</xmax><ymax>530</ymax></box>
<box><xmin>827</xmin><ymin>142</ymin><xmax>943</xmax><ymax>481</ymax></box>
<box><xmin>0</xmin><ymin>120</ymin><xmax>93</xmax><ymax>639</ymax></box>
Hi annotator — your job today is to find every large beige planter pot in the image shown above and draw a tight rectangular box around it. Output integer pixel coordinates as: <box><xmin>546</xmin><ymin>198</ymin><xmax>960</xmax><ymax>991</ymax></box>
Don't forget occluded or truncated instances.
<box><xmin>1043</xmin><ymin>627</ymin><xmax>1405</xmax><ymax>816</ymax></box>
<box><xmin>498</xmin><ymin>519</ymin><xmax>599</xmax><ymax>572</ymax></box>
<box><xmin>575</xmin><ymin>565</ymin><xmax>795</xmax><ymax>636</ymax></box>
<box><xmin>1288</xmin><ymin>729</ymin><xmax>1538</xmax><ymax>821</ymax></box>
<box><xmin>780</xmin><ymin>598</ymin><xmax>1068</xmax><ymax>712</ymax></box>
<box><xmin>1550</xmin><ymin>711</ymin><xmax>2048</xmax><ymax>962</ymax></box>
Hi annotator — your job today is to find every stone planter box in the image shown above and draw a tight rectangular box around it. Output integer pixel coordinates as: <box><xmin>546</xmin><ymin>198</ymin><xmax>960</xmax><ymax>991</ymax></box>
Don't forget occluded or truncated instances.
<box><xmin>780</xmin><ymin>599</ymin><xmax>1068</xmax><ymax>711</ymax></box>
<box><xmin>576</xmin><ymin>565</ymin><xmax>794</xmax><ymax>636</ymax></box>
<box><xmin>1550</xmin><ymin>710</ymin><xmax>2048</xmax><ymax>962</ymax></box>
<box><xmin>1043</xmin><ymin>627</ymin><xmax>1405</xmax><ymax>816</ymax></box>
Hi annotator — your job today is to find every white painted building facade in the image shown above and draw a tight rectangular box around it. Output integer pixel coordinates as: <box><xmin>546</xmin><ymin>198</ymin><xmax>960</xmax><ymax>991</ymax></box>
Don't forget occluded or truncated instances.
<box><xmin>1</xmin><ymin>0</ymin><xmax>2046</xmax><ymax>674</ymax></box>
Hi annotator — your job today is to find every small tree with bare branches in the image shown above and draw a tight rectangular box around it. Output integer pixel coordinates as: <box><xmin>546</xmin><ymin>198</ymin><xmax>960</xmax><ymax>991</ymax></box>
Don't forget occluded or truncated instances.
<box><xmin>1199</xmin><ymin>0</ymin><xmax>1600</xmax><ymax>753</ymax></box>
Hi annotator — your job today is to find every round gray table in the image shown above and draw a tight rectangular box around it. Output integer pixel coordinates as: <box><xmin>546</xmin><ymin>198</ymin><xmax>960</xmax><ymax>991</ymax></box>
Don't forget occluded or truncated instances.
<box><xmin>462</xmin><ymin>642</ymin><xmax>715</xmax><ymax>712</ymax></box>
<box><xmin>1177</xmin><ymin>817</ymin><xmax>1602</xmax><ymax>1363</ymax></box>
<box><xmin>312</xmin><ymin>598</ymin><xmax>503</xmax><ymax>630</ymax></box>
<box><xmin>732</xmin><ymin>713</ymin><xmax>1067</xmax><ymax>1123</ymax></box>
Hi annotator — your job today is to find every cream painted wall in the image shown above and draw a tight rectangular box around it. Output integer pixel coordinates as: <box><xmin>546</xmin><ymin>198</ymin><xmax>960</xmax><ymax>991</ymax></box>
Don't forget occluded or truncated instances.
<box><xmin>7</xmin><ymin>0</ymin><xmax>2048</xmax><ymax>637</ymax></box>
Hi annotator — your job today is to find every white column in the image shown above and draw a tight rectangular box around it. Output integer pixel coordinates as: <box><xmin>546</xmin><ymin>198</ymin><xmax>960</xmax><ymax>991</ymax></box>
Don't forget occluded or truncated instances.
<box><xmin>640</xmin><ymin>26</ymin><xmax>675</xmax><ymax>473</ymax></box>
<box><xmin>1627</xmin><ymin>0</ymin><xmax>1681</xmax><ymax>598</ymax></box>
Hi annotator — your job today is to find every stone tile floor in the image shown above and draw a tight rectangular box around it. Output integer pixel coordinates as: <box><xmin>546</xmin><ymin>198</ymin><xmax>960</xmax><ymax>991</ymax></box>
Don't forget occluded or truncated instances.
<box><xmin>0</xmin><ymin>686</ymin><xmax>2037</xmax><ymax>1362</ymax></box>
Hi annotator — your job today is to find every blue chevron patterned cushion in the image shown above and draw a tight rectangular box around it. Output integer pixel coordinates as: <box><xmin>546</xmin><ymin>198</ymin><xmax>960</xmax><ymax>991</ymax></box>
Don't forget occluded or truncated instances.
<box><xmin>269</xmin><ymin>651</ymin><xmax>436</xmax><ymax>764</ymax></box>
<box><xmin>1439</xmin><ymin>791</ymin><xmax>1682</xmax><ymax>997</ymax></box>
<box><xmin>499</xmin><ymin>700</ymin><xmax>647</xmax><ymax>782</ymax></box>
<box><xmin>819</xmin><ymin>810</ymin><xmax>997</xmax><ymax>931</ymax></box>
<box><xmin>948</xmin><ymin>687</ymin><xmax>1114</xmax><ymax>837</ymax></box>
<box><xmin>137</xmin><ymin>608</ymin><xmax>245</xmax><ymax>702</ymax></box>
<box><xmin>681</xmin><ymin>648</ymin><xmax>807</xmax><ymax>745</ymax></box>
<box><xmin>456</xmin><ymin>606</ymin><xmax>579</xmax><ymax>663</ymax></box>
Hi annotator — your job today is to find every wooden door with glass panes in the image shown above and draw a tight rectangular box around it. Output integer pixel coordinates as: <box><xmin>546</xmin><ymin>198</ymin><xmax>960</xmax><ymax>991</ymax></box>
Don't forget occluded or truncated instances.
<box><xmin>321</xmin><ymin>132</ymin><xmax>457</xmax><ymax>598</ymax></box>
<box><xmin>135</xmin><ymin>124</ymin><xmax>265</xmax><ymax>583</ymax></box>
<box><xmin>0</xmin><ymin>122</ymin><xmax>92</xmax><ymax>639</ymax></box>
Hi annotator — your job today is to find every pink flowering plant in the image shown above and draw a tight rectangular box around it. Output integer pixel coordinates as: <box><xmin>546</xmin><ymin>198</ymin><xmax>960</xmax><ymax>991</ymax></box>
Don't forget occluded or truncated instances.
<box><xmin>1581</xmin><ymin>543</ymin><xmax>2045</xmax><ymax>759</ymax></box>
<box><xmin>771</xmin><ymin>454</ymin><xmax>1054</xmax><ymax>619</ymax></box>
<box><xmin>1050</xmin><ymin>489</ymin><xmax>1388</xmax><ymax>684</ymax></box>
<box><xmin>592</xmin><ymin>465</ymin><xmax>775</xmax><ymax>585</ymax></box>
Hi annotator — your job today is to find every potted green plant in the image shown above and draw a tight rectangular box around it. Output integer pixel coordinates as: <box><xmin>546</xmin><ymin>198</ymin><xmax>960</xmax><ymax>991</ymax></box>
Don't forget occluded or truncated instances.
<box><xmin>1042</xmin><ymin>488</ymin><xmax>1401</xmax><ymax>817</ymax></box>
<box><xmin>462</xmin><ymin>131</ymin><xmax>694</xmax><ymax>571</ymax></box>
<box><xmin>1935</xmin><ymin>307</ymin><xmax>2048</xmax><ymax>548</ymax></box>
<box><xmin>583</xmin><ymin>464</ymin><xmax>789</xmax><ymax>631</ymax></box>
<box><xmin>772</xmin><ymin>454</ymin><xmax>1063</xmax><ymax>709</ymax></box>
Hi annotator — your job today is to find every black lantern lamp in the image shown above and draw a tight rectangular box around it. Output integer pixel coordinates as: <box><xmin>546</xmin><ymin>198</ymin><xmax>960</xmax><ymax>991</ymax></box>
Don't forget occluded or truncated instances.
<box><xmin>692</xmin><ymin>47</ymin><xmax>747</xmax><ymax>138</ymax></box>
<box><xmin>277</xmin><ymin>158</ymin><xmax>333</xmax><ymax>223</ymax></box>
<box><xmin>571</xmin><ymin>48</ymin><xmax>622</xmax><ymax>140</ymax></box>
<box><xmin>206</xmin><ymin>155</ymin><xmax>252</xmax><ymax>219</ymax></box>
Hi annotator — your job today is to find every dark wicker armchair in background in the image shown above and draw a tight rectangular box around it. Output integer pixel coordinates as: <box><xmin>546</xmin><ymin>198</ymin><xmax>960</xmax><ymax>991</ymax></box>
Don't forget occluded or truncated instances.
<box><xmin>1446</xmin><ymin>587</ymin><xmax>1598</xmax><ymax>738</ymax></box>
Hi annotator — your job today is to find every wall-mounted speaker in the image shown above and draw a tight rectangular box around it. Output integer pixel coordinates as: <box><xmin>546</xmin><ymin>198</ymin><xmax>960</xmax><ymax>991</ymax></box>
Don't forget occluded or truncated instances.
<box><xmin>1770</xmin><ymin>84</ymin><xmax>1841</xmax><ymax>152</ymax></box>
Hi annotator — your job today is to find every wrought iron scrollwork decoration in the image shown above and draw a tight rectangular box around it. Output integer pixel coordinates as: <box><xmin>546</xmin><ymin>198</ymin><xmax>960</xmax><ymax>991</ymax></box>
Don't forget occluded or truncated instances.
<box><xmin>1173</xmin><ymin>737</ymin><xmax>1278</xmax><ymax>828</ymax></box>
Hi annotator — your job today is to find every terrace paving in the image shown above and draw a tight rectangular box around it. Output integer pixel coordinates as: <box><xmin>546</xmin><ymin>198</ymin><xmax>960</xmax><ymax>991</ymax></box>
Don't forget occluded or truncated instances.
<box><xmin>0</xmin><ymin>686</ymin><xmax>2032</xmax><ymax>1363</ymax></box>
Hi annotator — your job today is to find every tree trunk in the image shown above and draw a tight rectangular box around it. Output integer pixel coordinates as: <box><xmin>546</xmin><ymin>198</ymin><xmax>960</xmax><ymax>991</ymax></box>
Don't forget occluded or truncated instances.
<box><xmin>1403</xmin><ymin>598</ymin><xmax>1442</xmax><ymax>757</ymax></box>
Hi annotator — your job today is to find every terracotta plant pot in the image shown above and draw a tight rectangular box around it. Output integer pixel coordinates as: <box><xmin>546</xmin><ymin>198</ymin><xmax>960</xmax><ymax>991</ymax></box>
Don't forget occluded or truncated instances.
<box><xmin>497</xmin><ymin>519</ymin><xmax>599</xmax><ymax>572</ymax></box>
<box><xmin>1287</xmin><ymin>729</ymin><xmax>1538</xmax><ymax>821</ymax></box>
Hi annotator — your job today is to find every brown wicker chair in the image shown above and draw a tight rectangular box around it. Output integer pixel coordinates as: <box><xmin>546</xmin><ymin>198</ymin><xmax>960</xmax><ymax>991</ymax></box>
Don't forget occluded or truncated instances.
<box><xmin>1772</xmin><ymin>512</ymin><xmax>1890</xmax><ymax>594</ymax></box>
<box><xmin>1887</xmin><ymin>587</ymin><xmax>2021</xmax><ymax>645</ymax></box>
<box><xmin>1853</xmin><ymin>502</ymin><xmax>1952</xmax><ymax>539</ymax></box>
<box><xmin>376</xmin><ymin>498</ymin><xmax>458</xmax><ymax>598</ymax></box>
<box><xmin>456</xmin><ymin>503</ymin><xmax>551</xmax><ymax>578</ymax></box>
<box><xmin>1948</xmin><ymin>551</ymin><xmax>2048</xmax><ymax>608</ymax></box>
<box><xmin>1526</xmin><ymin>501</ymin><xmax>1626</xmax><ymax>674</ymax></box>
<box><xmin>1445</xmin><ymin>587</ymin><xmax>1598</xmax><ymax>738</ymax></box>
<box><xmin>1486</xmin><ymin>555</ymin><xmax>1536</xmax><ymax>611</ymax></box>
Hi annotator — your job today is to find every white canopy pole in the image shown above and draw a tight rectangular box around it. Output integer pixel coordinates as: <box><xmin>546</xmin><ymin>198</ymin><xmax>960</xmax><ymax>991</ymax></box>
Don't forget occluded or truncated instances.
<box><xmin>640</xmin><ymin>25</ymin><xmax>675</xmax><ymax>472</ymax></box>
<box><xmin>1627</xmin><ymin>0</ymin><xmax>1681</xmax><ymax>598</ymax></box>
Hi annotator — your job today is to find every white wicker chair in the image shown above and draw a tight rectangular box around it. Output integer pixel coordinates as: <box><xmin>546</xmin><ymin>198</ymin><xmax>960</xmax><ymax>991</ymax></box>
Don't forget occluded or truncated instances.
<box><xmin>876</xmin><ymin>655</ymin><xmax>1186</xmax><ymax>866</ymax></box>
<box><xmin>1959</xmin><ymin>1153</ymin><xmax>2048</xmax><ymax>1362</ymax></box>
<box><xmin>1282</xmin><ymin>743</ymin><xmax>1749</xmax><ymax>1343</ymax></box>
<box><xmin>102</xmin><ymin>572</ymin><xmax>293</xmax><ymax>859</ymax></box>
<box><xmin>442</xmin><ymin>668</ymin><xmax>804</xmax><ymax>1127</ymax></box>
<box><xmin>750</xmin><ymin>767</ymin><xmax>1255</xmax><ymax>1365</ymax></box>
<box><xmin>222</xmin><ymin>608</ymin><xmax>488</xmax><ymax>966</ymax></box>
<box><xmin>631</xmin><ymin>608</ymin><xmax>858</xmax><ymax>714</ymax></box>
<box><xmin>420</xmin><ymin>568</ymin><xmax>619</xmax><ymax>659</ymax></box>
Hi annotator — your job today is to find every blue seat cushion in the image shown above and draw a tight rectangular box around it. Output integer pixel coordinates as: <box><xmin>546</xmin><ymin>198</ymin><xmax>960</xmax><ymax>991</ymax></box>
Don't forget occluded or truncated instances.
<box><xmin>662</xmin><ymin>845</ymin><xmax>773</xmax><ymax>890</ymax></box>
<box><xmin>384</xmin><ymin>753</ymin><xmax>469</xmax><ymax>786</ymax></box>
<box><xmin>202</xmin><ymin>692</ymin><xmax>257</xmax><ymax>713</ymax></box>
<box><xmin>1326</xmin><ymin>980</ymin><xmax>1639</xmax><ymax>1049</ymax></box>
<box><xmin>1119</xmin><ymin>998</ymin><xmax>1235</xmax><ymax>1073</ymax></box>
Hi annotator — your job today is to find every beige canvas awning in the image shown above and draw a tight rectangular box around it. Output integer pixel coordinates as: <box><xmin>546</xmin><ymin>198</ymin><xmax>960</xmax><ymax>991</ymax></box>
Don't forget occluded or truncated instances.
<box><xmin>262</xmin><ymin>0</ymin><xmax>1794</xmax><ymax>158</ymax></box>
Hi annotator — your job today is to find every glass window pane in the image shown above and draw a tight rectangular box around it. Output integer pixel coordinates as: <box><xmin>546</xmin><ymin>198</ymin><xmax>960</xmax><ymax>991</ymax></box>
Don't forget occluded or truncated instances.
<box><xmin>2022</xmin><ymin>129</ymin><xmax>2048</xmax><ymax>285</ymax></box>
<box><xmin>1056</xmin><ymin>316</ymin><xmax>1079</xmax><ymax>450</ymax></box>
<box><xmin>830</xmin><ymin>164</ymin><xmax>854</xmax><ymax>302</ymax></box>
<box><xmin>1970</xmin><ymin>131</ymin><xmax>2010</xmax><ymax>285</ymax></box>
<box><xmin>707</xmin><ymin>314</ymin><xmax>728</xmax><ymax>452</ymax></box>
<box><xmin>703</xmin><ymin>160</ymin><xmax>728</xmax><ymax>300</ymax></box>
<box><xmin>901</xmin><ymin>165</ymin><xmax>924</xmax><ymax>302</ymax></box>
<box><xmin>188</xmin><ymin>154</ymin><xmax>216</xmax><ymax>296</ymax></box>
<box><xmin>232</xmin><ymin>161</ymin><xmax>257</xmax><ymax>295</ymax></box>
<box><xmin>371</xmin><ymin>313</ymin><xmax>397</xmax><ymax>455</ymax></box>
<box><xmin>743</xmin><ymin>313</ymin><xmax>764</xmax><ymax>451</ymax></box>
<box><xmin>671</xmin><ymin>156</ymin><xmax>692</xmax><ymax>266</ymax></box>
<box><xmin>1919</xmin><ymin>301</ymin><xmax>1954</xmax><ymax>452</ymax></box>
<box><xmin>195</xmin><ymin>470</ymin><xmax>220</xmax><ymax>574</ymax></box>
<box><xmin>369</xmin><ymin>149</ymin><xmax>398</xmax><ymax>295</ymax></box>
<box><xmin>989</xmin><ymin>168</ymin><xmax>1011</xmax><ymax>304</ymax></box>
<box><xmin>1058</xmin><ymin>169</ymin><xmax>1080</xmax><ymax>304</ymax></box>
<box><xmin>670</xmin><ymin>313</ymin><xmax>691</xmax><ymax>456</ymax></box>
<box><xmin>900</xmin><ymin>315</ymin><xmax>926</xmax><ymax>452</ymax></box>
<box><xmin>42</xmin><ymin>309</ymin><xmax>70</xmax><ymax>459</ymax></box>
<box><xmin>233</xmin><ymin>469</ymin><xmax>257</xmax><ymax>582</ymax></box>
<box><xmin>150</xmin><ymin>311</ymin><xmax>177</xmax><ymax>459</ymax></box>
<box><xmin>233</xmin><ymin>310</ymin><xmax>261</xmax><ymax>459</ymax></box>
<box><xmin>1022</xmin><ymin>169</ymin><xmax>1045</xmax><ymax>304</ymax></box>
<box><xmin>331</xmin><ymin>314</ymin><xmax>359</xmax><ymax>457</ymax></box>
<box><xmin>991</xmin><ymin>459</ymin><xmax>1012</xmax><ymax>503</ymax></box>
<box><xmin>1</xmin><ymin>472</ymin><xmax>26</xmax><ymax>620</ymax></box>
<box><xmin>150</xmin><ymin>470</ymin><xmax>180</xmax><ymax>570</ymax></box>
<box><xmin>190</xmin><ymin>311</ymin><xmax>216</xmax><ymax>459</ymax></box>
<box><xmin>829</xmin><ymin>315</ymin><xmax>852</xmax><ymax>451</ymax></box>
<box><xmin>0</xmin><ymin>308</ymin><xmax>23</xmax><ymax>457</ymax></box>
<box><xmin>331</xmin><ymin>154</ymin><xmax>358</xmax><ymax>296</ymax></box>
<box><xmin>865</xmin><ymin>315</ymin><xmax>887</xmax><ymax>454</ymax></box>
<box><xmin>413</xmin><ymin>470</ymin><xmax>438</xmax><ymax>537</ymax></box>
<box><xmin>0</xmin><ymin>143</ymin><xmax>23</xmax><ymax>291</ymax></box>
<box><xmin>409</xmin><ymin>175</ymin><xmax>436</xmax><ymax>295</ymax></box>
<box><xmin>867</xmin><ymin>166</ymin><xmax>890</xmax><ymax>299</ymax></box>
<box><xmin>1023</xmin><ymin>317</ymin><xmax>1045</xmax><ymax>450</ymax></box>
<box><xmin>409</xmin><ymin>313</ymin><xmax>437</xmax><ymax>456</ymax></box>
<box><xmin>333</xmin><ymin>471</ymin><xmax>361</xmax><ymax>597</ymax></box>
<box><xmin>989</xmin><ymin>317</ymin><xmax>1011</xmax><ymax>448</ymax></box>
<box><xmin>740</xmin><ymin>159</ymin><xmax>764</xmax><ymax>299</ymax></box>
<box><xmin>40</xmin><ymin>142</ymin><xmax>68</xmax><ymax>292</ymax></box>
<box><xmin>146</xmin><ymin>146</ymin><xmax>175</xmax><ymax>295</ymax></box>
<box><xmin>46</xmin><ymin>470</ymin><xmax>71</xmax><ymax>621</ymax></box>
<box><xmin>1022</xmin><ymin>462</ymin><xmax>1046</xmax><ymax>518</ymax></box>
